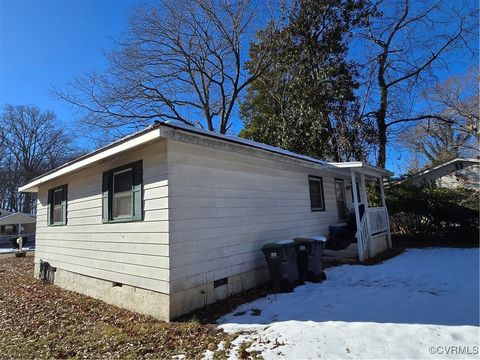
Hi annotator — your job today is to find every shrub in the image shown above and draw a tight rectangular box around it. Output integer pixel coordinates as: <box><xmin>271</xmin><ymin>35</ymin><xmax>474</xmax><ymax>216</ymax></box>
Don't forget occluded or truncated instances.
<box><xmin>386</xmin><ymin>184</ymin><xmax>479</xmax><ymax>239</ymax></box>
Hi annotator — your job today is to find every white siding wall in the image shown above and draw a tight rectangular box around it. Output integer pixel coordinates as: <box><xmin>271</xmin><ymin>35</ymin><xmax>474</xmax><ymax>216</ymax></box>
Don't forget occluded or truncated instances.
<box><xmin>35</xmin><ymin>140</ymin><xmax>170</xmax><ymax>294</ymax></box>
<box><xmin>167</xmin><ymin>140</ymin><xmax>341</xmax><ymax>293</ymax></box>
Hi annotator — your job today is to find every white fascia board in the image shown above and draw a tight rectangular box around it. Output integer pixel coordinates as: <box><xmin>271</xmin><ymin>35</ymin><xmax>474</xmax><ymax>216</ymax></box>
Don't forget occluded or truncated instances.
<box><xmin>18</xmin><ymin>129</ymin><xmax>162</xmax><ymax>193</ymax></box>
<box><xmin>329</xmin><ymin>162</ymin><xmax>394</xmax><ymax>177</ymax></box>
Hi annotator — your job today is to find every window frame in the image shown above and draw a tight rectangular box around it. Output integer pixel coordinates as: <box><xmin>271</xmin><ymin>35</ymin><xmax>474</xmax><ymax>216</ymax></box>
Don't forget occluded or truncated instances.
<box><xmin>308</xmin><ymin>175</ymin><xmax>326</xmax><ymax>212</ymax></box>
<box><xmin>111</xmin><ymin>167</ymin><xmax>134</xmax><ymax>220</ymax></box>
<box><xmin>102</xmin><ymin>160</ymin><xmax>143</xmax><ymax>223</ymax></box>
<box><xmin>47</xmin><ymin>184</ymin><xmax>68</xmax><ymax>226</ymax></box>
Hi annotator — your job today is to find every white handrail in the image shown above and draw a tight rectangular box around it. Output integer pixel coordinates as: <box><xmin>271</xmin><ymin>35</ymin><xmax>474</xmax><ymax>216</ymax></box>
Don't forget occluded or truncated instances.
<box><xmin>356</xmin><ymin>207</ymin><xmax>390</xmax><ymax>261</ymax></box>
<box><xmin>357</xmin><ymin>215</ymin><xmax>370</xmax><ymax>261</ymax></box>
<box><xmin>368</xmin><ymin>207</ymin><xmax>389</xmax><ymax>234</ymax></box>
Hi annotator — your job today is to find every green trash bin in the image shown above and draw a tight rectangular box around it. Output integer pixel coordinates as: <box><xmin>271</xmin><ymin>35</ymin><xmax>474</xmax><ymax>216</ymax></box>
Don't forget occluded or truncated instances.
<box><xmin>294</xmin><ymin>236</ymin><xmax>327</xmax><ymax>283</ymax></box>
<box><xmin>262</xmin><ymin>240</ymin><xmax>299</xmax><ymax>292</ymax></box>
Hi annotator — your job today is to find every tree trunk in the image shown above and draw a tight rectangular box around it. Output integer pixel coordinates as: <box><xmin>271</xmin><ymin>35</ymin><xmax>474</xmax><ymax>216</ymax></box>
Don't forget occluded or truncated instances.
<box><xmin>376</xmin><ymin>113</ymin><xmax>387</xmax><ymax>168</ymax></box>
<box><xmin>376</xmin><ymin>59</ymin><xmax>388</xmax><ymax>168</ymax></box>
<box><xmin>22</xmin><ymin>193</ymin><xmax>32</xmax><ymax>214</ymax></box>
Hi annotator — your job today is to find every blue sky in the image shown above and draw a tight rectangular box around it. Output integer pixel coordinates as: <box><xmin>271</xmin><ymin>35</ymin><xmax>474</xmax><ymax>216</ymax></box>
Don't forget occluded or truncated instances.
<box><xmin>0</xmin><ymin>0</ymin><xmax>477</xmax><ymax>175</ymax></box>
<box><xmin>0</xmin><ymin>0</ymin><xmax>134</xmax><ymax>127</ymax></box>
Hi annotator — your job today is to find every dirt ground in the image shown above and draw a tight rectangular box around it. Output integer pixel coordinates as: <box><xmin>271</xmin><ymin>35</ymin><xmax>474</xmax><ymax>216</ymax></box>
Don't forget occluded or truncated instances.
<box><xmin>0</xmin><ymin>248</ymin><xmax>409</xmax><ymax>359</ymax></box>
<box><xmin>0</xmin><ymin>257</ymin><xmax>238</xmax><ymax>359</ymax></box>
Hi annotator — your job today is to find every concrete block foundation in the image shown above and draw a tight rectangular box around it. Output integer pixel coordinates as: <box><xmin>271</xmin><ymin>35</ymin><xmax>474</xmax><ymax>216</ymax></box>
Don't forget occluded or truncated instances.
<box><xmin>34</xmin><ymin>263</ymin><xmax>170</xmax><ymax>321</ymax></box>
<box><xmin>33</xmin><ymin>262</ymin><xmax>270</xmax><ymax>321</ymax></box>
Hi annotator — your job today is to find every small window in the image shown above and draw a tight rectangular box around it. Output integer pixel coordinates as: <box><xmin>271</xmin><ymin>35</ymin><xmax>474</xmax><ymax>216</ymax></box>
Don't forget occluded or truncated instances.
<box><xmin>455</xmin><ymin>162</ymin><xmax>464</xmax><ymax>170</ymax></box>
<box><xmin>47</xmin><ymin>184</ymin><xmax>67</xmax><ymax>225</ymax></box>
<box><xmin>102</xmin><ymin>160</ymin><xmax>143</xmax><ymax>223</ymax></box>
<box><xmin>308</xmin><ymin>176</ymin><xmax>325</xmax><ymax>211</ymax></box>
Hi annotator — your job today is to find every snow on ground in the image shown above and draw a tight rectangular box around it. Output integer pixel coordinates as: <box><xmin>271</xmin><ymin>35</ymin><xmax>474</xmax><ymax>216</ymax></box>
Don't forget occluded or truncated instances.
<box><xmin>217</xmin><ymin>248</ymin><xmax>479</xmax><ymax>359</ymax></box>
<box><xmin>0</xmin><ymin>247</ymin><xmax>32</xmax><ymax>253</ymax></box>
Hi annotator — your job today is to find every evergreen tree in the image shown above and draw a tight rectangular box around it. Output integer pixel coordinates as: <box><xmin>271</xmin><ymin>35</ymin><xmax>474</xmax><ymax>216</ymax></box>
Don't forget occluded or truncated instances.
<box><xmin>239</xmin><ymin>0</ymin><xmax>372</xmax><ymax>161</ymax></box>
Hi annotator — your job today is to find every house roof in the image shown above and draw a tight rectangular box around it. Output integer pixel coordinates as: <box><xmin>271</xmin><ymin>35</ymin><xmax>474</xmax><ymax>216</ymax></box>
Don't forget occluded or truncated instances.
<box><xmin>0</xmin><ymin>212</ymin><xmax>36</xmax><ymax>226</ymax></box>
<box><xmin>19</xmin><ymin>121</ymin><xmax>393</xmax><ymax>193</ymax></box>
<box><xmin>0</xmin><ymin>209</ymin><xmax>12</xmax><ymax>218</ymax></box>
<box><xmin>398</xmin><ymin>157</ymin><xmax>480</xmax><ymax>183</ymax></box>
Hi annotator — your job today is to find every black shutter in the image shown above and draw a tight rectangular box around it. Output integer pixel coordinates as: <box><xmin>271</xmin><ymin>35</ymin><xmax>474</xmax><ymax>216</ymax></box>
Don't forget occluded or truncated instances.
<box><xmin>132</xmin><ymin>160</ymin><xmax>143</xmax><ymax>221</ymax></box>
<box><xmin>47</xmin><ymin>188</ymin><xmax>53</xmax><ymax>225</ymax></box>
<box><xmin>102</xmin><ymin>172</ymin><xmax>110</xmax><ymax>223</ymax></box>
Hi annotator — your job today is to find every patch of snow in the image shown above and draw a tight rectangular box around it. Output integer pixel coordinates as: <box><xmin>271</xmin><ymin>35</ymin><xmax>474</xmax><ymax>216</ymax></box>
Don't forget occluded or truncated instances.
<box><xmin>0</xmin><ymin>247</ymin><xmax>32</xmax><ymax>253</ymax></box>
<box><xmin>276</xmin><ymin>240</ymin><xmax>295</xmax><ymax>245</ymax></box>
<box><xmin>311</xmin><ymin>235</ymin><xmax>327</xmax><ymax>242</ymax></box>
<box><xmin>218</xmin><ymin>248</ymin><xmax>479</xmax><ymax>359</ymax></box>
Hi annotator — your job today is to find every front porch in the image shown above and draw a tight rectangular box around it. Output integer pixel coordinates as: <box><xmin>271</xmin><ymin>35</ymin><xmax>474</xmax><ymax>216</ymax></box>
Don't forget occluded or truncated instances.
<box><xmin>0</xmin><ymin>212</ymin><xmax>37</xmax><ymax>252</ymax></box>
<box><xmin>328</xmin><ymin>162</ymin><xmax>393</xmax><ymax>262</ymax></box>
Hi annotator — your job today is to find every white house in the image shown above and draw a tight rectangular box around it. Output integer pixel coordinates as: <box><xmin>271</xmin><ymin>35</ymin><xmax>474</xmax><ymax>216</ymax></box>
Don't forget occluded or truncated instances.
<box><xmin>19</xmin><ymin>122</ymin><xmax>393</xmax><ymax>321</ymax></box>
<box><xmin>399</xmin><ymin>158</ymin><xmax>480</xmax><ymax>189</ymax></box>
<box><xmin>0</xmin><ymin>210</ymin><xmax>36</xmax><ymax>250</ymax></box>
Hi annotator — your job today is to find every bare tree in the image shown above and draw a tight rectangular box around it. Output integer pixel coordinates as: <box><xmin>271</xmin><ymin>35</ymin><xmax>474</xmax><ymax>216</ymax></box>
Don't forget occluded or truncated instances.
<box><xmin>0</xmin><ymin>105</ymin><xmax>77</xmax><ymax>213</ymax></box>
<box><xmin>398</xmin><ymin>69</ymin><xmax>479</xmax><ymax>171</ymax></box>
<box><xmin>424</xmin><ymin>68</ymin><xmax>479</xmax><ymax>151</ymax></box>
<box><xmin>358</xmin><ymin>0</ymin><xmax>478</xmax><ymax>167</ymax></box>
<box><xmin>56</xmin><ymin>0</ymin><xmax>277</xmax><ymax>137</ymax></box>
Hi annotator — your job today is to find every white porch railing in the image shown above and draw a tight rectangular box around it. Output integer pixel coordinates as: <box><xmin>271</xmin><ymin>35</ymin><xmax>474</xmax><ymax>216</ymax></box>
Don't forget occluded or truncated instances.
<box><xmin>357</xmin><ymin>207</ymin><xmax>390</xmax><ymax>261</ymax></box>
<box><xmin>368</xmin><ymin>207</ymin><xmax>389</xmax><ymax>234</ymax></box>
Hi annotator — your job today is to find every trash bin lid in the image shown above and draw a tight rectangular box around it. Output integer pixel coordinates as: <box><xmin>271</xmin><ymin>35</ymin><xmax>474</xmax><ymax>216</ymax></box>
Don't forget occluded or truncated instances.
<box><xmin>294</xmin><ymin>237</ymin><xmax>315</xmax><ymax>243</ymax></box>
<box><xmin>262</xmin><ymin>242</ymin><xmax>280</xmax><ymax>249</ymax></box>
<box><xmin>294</xmin><ymin>235</ymin><xmax>327</xmax><ymax>243</ymax></box>
<box><xmin>276</xmin><ymin>239</ymin><xmax>295</xmax><ymax>245</ymax></box>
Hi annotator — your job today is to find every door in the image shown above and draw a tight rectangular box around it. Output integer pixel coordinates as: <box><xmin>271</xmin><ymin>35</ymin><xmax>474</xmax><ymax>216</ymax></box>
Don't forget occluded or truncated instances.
<box><xmin>334</xmin><ymin>179</ymin><xmax>347</xmax><ymax>222</ymax></box>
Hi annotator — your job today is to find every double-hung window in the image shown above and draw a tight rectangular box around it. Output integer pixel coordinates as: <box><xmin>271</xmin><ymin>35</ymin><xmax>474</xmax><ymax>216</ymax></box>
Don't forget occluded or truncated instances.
<box><xmin>102</xmin><ymin>160</ymin><xmax>143</xmax><ymax>223</ymax></box>
<box><xmin>308</xmin><ymin>176</ymin><xmax>325</xmax><ymax>211</ymax></box>
<box><xmin>47</xmin><ymin>184</ymin><xmax>68</xmax><ymax>225</ymax></box>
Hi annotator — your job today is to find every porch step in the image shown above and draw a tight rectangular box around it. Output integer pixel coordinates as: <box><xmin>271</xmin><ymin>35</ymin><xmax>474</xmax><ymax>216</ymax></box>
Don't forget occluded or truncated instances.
<box><xmin>323</xmin><ymin>243</ymin><xmax>358</xmax><ymax>259</ymax></box>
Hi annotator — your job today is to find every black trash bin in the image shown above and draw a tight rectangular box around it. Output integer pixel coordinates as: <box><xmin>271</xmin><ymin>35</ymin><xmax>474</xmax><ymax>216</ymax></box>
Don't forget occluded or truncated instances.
<box><xmin>294</xmin><ymin>236</ymin><xmax>327</xmax><ymax>283</ymax></box>
<box><xmin>262</xmin><ymin>240</ymin><xmax>299</xmax><ymax>292</ymax></box>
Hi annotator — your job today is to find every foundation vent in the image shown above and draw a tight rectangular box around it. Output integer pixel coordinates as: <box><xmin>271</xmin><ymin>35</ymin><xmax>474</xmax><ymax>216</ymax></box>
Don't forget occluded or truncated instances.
<box><xmin>213</xmin><ymin>277</ymin><xmax>228</xmax><ymax>288</ymax></box>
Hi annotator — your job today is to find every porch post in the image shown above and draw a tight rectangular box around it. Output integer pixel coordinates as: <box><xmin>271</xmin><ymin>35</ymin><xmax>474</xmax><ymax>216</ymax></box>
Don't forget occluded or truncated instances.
<box><xmin>378</xmin><ymin>176</ymin><xmax>387</xmax><ymax>208</ymax></box>
<box><xmin>378</xmin><ymin>176</ymin><xmax>392</xmax><ymax>248</ymax></box>
<box><xmin>360</xmin><ymin>174</ymin><xmax>368</xmax><ymax>208</ymax></box>
<box><xmin>350</xmin><ymin>169</ymin><xmax>364</xmax><ymax>262</ymax></box>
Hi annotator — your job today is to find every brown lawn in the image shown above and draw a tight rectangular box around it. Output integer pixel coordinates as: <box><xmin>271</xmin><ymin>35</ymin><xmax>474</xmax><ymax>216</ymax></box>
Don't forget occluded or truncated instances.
<box><xmin>0</xmin><ymin>257</ymin><xmax>236</xmax><ymax>359</ymax></box>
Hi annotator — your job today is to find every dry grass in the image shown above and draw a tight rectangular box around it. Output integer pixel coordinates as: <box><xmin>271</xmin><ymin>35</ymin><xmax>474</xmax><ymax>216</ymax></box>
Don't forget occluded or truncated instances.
<box><xmin>0</xmin><ymin>257</ymin><xmax>236</xmax><ymax>359</ymax></box>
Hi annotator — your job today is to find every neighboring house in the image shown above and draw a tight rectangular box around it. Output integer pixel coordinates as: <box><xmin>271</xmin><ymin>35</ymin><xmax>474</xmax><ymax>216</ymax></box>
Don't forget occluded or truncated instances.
<box><xmin>0</xmin><ymin>210</ymin><xmax>36</xmax><ymax>249</ymax></box>
<box><xmin>399</xmin><ymin>158</ymin><xmax>480</xmax><ymax>190</ymax></box>
<box><xmin>0</xmin><ymin>208</ymin><xmax>12</xmax><ymax>218</ymax></box>
<box><xmin>19</xmin><ymin>122</ymin><xmax>393</xmax><ymax>321</ymax></box>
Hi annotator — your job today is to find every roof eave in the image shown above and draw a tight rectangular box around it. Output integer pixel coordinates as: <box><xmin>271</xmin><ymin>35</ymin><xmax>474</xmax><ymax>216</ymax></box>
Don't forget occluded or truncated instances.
<box><xmin>18</xmin><ymin>128</ymin><xmax>162</xmax><ymax>193</ymax></box>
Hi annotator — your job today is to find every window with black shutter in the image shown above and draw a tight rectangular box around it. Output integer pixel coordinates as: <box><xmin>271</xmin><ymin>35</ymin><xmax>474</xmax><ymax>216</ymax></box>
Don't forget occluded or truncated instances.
<box><xmin>47</xmin><ymin>184</ymin><xmax>68</xmax><ymax>226</ymax></box>
<box><xmin>102</xmin><ymin>160</ymin><xmax>143</xmax><ymax>223</ymax></box>
<box><xmin>308</xmin><ymin>176</ymin><xmax>325</xmax><ymax>211</ymax></box>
